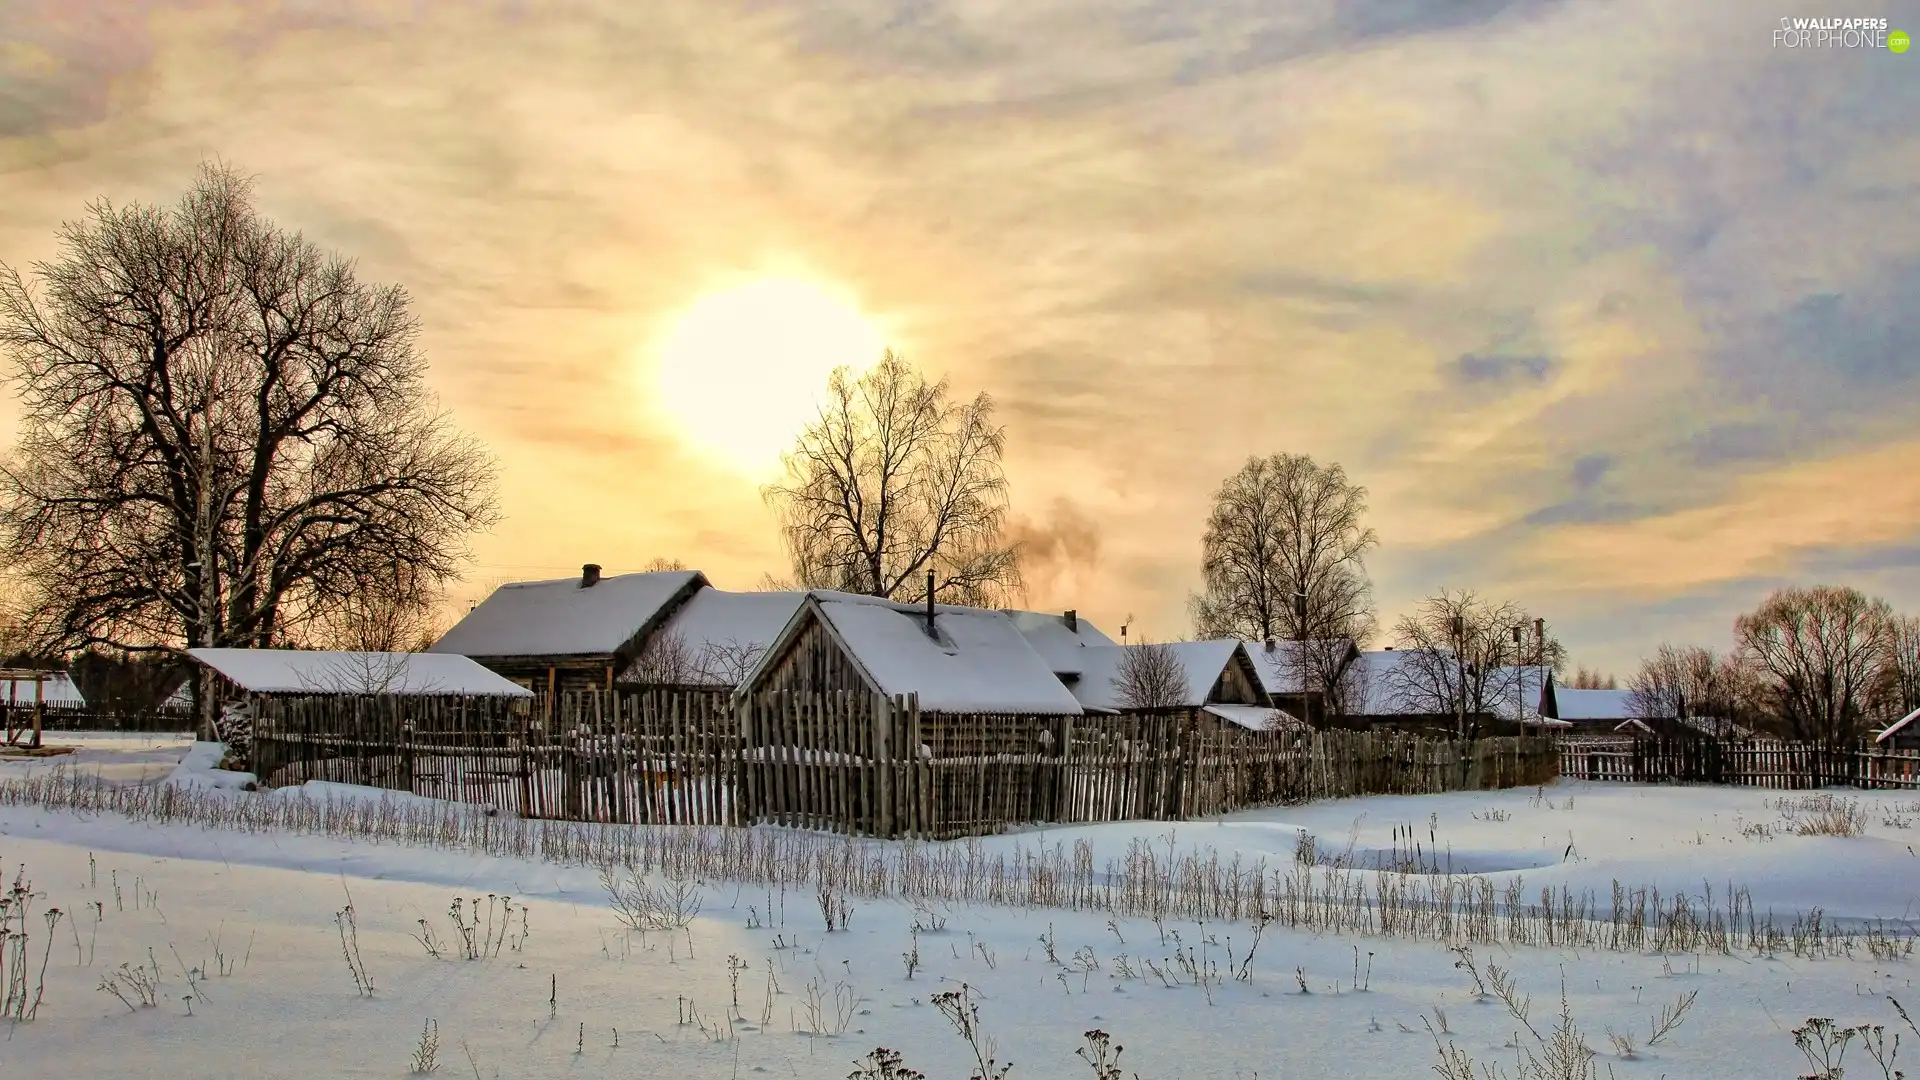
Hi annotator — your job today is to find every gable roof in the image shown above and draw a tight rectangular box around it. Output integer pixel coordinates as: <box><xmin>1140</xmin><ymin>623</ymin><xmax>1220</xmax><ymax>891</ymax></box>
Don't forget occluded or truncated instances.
<box><xmin>189</xmin><ymin>649</ymin><xmax>534</xmax><ymax>697</ymax></box>
<box><xmin>1240</xmin><ymin>638</ymin><xmax>1360</xmax><ymax>695</ymax></box>
<box><xmin>0</xmin><ymin>671</ymin><xmax>86</xmax><ymax>708</ymax></box>
<box><xmin>1068</xmin><ymin>640</ymin><xmax>1252</xmax><ymax>711</ymax></box>
<box><xmin>1553</xmin><ymin>687</ymin><xmax>1637</xmax><ymax>722</ymax></box>
<box><xmin>1878</xmin><ymin>706</ymin><xmax>1920</xmax><ymax>743</ymax></box>
<box><xmin>621</xmin><ymin>587</ymin><xmax>807</xmax><ymax>686</ymax></box>
<box><xmin>1348</xmin><ymin>649</ymin><xmax>1434</xmax><ymax>715</ymax></box>
<box><xmin>744</xmin><ymin>591</ymin><xmax>1085</xmax><ymax>715</ymax></box>
<box><xmin>1004</xmin><ymin>610</ymin><xmax>1117</xmax><ymax>676</ymax></box>
<box><xmin>429</xmin><ymin>569</ymin><xmax>707</xmax><ymax>659</ymax></box>
<box><xmin>1485</xmin><ymin>665</ymin><xmax>1555</xmax><ymax>722</ymax></box>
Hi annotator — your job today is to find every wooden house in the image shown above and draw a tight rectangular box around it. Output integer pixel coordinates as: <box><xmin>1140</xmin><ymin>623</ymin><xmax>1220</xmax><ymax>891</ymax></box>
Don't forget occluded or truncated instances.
<box><xmin>1875</xmin><ymin>707</ymin><xmax>1920</xmax><ymax>751</ymax></box>
<box><xmin>1004</xmin><ymin>608</ymin><xmax>1118</xmax><ymax>689</ymax></box>
<box><xmin>1068</xmin><ymin>640</ymin><xmax>1300</xmax><ymax>732</ymax></box>
<box><xmin>732</xmin><ymin>590</ymin><xmax>1088</xmax><ymax>837</ymax></box>
<box><xmin>1241</xmin><ymin>638</ymin><xmax>1361</xmax><ymax>725</ymax></box>
<box><xmin>427</xmin><ymin>565</ymin><xmax>707</xmax><ymax>702</ymax></box>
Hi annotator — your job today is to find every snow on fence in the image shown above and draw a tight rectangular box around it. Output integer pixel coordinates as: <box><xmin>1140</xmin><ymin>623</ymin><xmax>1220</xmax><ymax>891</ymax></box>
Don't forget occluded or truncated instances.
<box><xmin>1559</xmin><ymin>735</ymin><xmax>1920</xmax><ymax>789</ymax></box>
<box><xmin>248</xmin><ymin>689</ymin><xmax>1559</xmax><ymax>838</ymax></box>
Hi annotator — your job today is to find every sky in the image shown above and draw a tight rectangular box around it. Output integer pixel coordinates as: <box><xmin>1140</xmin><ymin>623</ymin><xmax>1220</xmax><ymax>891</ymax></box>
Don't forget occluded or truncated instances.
<box><xmin>2</xmin><ymin>0</ymin><xmax>1918</xmax><ymax>677</ymax></box>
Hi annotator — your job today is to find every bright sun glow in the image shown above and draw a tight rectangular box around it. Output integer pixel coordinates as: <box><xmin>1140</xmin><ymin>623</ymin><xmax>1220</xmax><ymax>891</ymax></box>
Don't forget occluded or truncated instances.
<box><xmin>652</xmin><ymin>278</ymin><xmax>886</xmax><ymax>478</ymax></box>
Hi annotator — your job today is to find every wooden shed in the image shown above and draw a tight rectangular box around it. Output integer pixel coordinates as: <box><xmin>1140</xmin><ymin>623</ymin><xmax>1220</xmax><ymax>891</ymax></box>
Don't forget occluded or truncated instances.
<box><xmin>1877</xmin><ymin>707</ymin><xmax>1920</xmax><ymax>752</ymax></box>
<box><xmin>1241</xmin><ymin>638</ymin><xmax>1361</xmax><ymax>726</ymax></box>
<box><xmin>733</xmin><ymin>590</ymin><xmax>1087</xmax><ymax>837</ymax></box>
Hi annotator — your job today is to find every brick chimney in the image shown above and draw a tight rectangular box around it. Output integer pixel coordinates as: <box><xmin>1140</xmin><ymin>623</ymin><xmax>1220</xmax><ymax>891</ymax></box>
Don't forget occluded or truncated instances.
<box><xmin>581</xmin><ymin>563</ymin><xmax>602</xmax><ymax>588</ymax></box>
<box><xmin>1064</xmin><ymin>609</ymin><xmax>1078</xmax><ymax>632</ymax></box>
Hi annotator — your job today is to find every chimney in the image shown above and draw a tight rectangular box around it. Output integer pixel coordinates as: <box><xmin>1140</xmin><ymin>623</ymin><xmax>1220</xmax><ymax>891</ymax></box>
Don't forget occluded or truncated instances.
<box><xmin>924</xmin><ymin>569</ymin><xmax>938</xmax><ymax>638</ymax></box>
<box><xmin>581</xmin><ymin>563</ymin><xmax>602</xmax><ymax>588</ymax></box>
<box><xmin>1064</xmin><ymin>609</ymin><xmax>1078</xmax><ymax>633</ymax></box>
<box><xmin>1384</xmin><ymin>645</ymin><xmax>1394</xmax><ymax>651</ymax></box>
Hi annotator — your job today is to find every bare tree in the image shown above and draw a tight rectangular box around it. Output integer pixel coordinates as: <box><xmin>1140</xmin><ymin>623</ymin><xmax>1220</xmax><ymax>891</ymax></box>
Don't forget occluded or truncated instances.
<box><xmin>292</xmin><ymin>651</ymin><xmax>441</xmax><ymax>695</ymax></box>
<box><xmin>642</xmin><ymin>557</ymin><xmax>688</xmax><ymax>572</ymax></box>
<box><xmin>0</xmin><ymin>163</ymin><xmax>499</xmax><ymax>730</ymax></box>
<box><xmin>1112</xmin><ymin>639</ymin><xmax>1190</xmax><ymax>711</ymax></box>
<box><xmin>1380</xmin><ymin>589</ymin><xmax>1560</xmax><ymax>734</ymax></box>
<box><xmin>763</xmin><ymin>350</ymin><xmax>1021</xmax><ymax>605</ymax></box>
<box><xmin>297</xmin><ymin>564</ymin><xmax>449</xmax><ymax>652</ymax></box>
<box><xmin>1625</xmin><ymin>643</ymin><xmax>1762</xmax><ymax>737</ymax></box>
<box><xmin>1869</xmin><ymin>614</ymin><xmax>1920</xmax><ymax>723</ymax></box>
<box><xmin>694</xmin><ymin>639</ymin><xmax>769</xmax><ymax>685</ymax></box>
<box><xmin>1189</xmin><ymin>454</ymin><xmax>1377</xmax><ymax>713</ymax></box>
<box><xmin>1735</xmin><ymin>585</ymin><xmax>1893</xmax><ymax>745</ymax></box>
<box><xmin>629</xmin><ymin>629</ymin><xmax>699</xmax><ymax>686</ymax></box>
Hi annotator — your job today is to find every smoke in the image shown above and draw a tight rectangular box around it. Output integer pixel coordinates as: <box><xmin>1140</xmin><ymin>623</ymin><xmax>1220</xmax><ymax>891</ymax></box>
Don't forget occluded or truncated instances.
<box><xmin>1005</xmin><ymin>497</ymin><xmax>1103</xmax><ymax>607</ymax></box>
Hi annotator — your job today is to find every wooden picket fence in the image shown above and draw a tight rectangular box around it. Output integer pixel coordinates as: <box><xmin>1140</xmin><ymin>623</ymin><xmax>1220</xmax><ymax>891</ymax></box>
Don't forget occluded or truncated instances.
<box><xmin>1560</xmin><ymin>736</ymin><xmax>1920</xmax><ymax>790</ymax></box>
<box><xmin>250</xmin><ymin>690</ymin><xmax>1560</xmax><ymax>838</ymax></box>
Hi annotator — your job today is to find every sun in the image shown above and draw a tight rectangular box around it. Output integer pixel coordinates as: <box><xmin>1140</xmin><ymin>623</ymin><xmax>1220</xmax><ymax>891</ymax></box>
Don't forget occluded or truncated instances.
<box><xmin>651</xmin><ymin>278</ymin><xmax>886</xmax><ymax>478</ymax></box>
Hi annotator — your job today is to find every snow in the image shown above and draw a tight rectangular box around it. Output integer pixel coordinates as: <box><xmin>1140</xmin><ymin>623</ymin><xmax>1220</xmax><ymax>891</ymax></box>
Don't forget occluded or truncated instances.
<box><xmin>1348</xmin><ymin>649</ymin><xmax>1432</xmax><ymax>715</ymax></box>
<box><xmin>808</xmin><ymin>593</ymin><xmax>1085</xmax><ymax>714</ymax></box>
<box><xmin>1</xmin><ymin>736</ymin><xmax>1918</xmax><ymax>1079</ymax></box>
<box><xmin>1</xmin><ymin>671</ymin><xmax>87</xmax><ymax>707</ymax></box>
<box><xmin>1068</xmin><ymin>640</ymin><xmax>1248</xmax><ymax>711</ymax></box>
<box><xmin>1485</xmin><ymin>664</ymin><xmax>1554</xmax><ymax>722</ymax></box>
<box><xmin>1239</xmin><ymin>638</ymin><xmax>1356</xmax><ymax>695</ymax></box>
<box><xmin>1003</xmin><ymin>610</ymin><xmax>1116</xmax><ymax>676</ymax></box>
<box><xmin>1201</xmin><ymin>703</ymin><xmax>1303</xmax><ymax>732</ymax></box>
<box><xmin>620</xmin><ymin>587</ymin><xmax>806</xmax><ymax>685</ymax></box>
<box><xmin>1555</xmin><ymin>687</ymin><xmax>1639</xmax><ymax>722</ymax></box>
<box><xmin>429</xmin><ymin>569</ymin><xmax>706</xmax><ymax>658</ymax></box>
<box><xmin>189</xmin><ymin>649</ymin><xmax>534</xmax><ymax>697</ymax></box>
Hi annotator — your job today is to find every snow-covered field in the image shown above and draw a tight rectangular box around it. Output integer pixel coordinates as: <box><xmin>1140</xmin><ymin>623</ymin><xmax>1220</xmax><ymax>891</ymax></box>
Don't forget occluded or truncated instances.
<box><xmin>0</xmin><ymin>734</ymin><xmax>1916</xmax><ymax>1079</ymax></box>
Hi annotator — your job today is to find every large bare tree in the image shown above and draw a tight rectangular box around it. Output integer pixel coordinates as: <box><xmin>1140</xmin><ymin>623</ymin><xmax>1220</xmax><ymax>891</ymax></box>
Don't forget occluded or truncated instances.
<box><xmin>1189</xmin><ymin>454</ymin><xmax>1377</xmax><ymax>715</ymax></box>
<box><xmin>0</xmin><ymin>163</ymin><xmax>499</xmax><ymax>723</ymax></box>
<box><xmin>1379</xmin><ymin>589</ymin><xmax>1563</xmax><ymax>735</ymax></box>
<box><xmin>764</xmin><ymin>350</ymin><xmax>1020</xmax><ymax>604</ymax></box>
<box><xmin>1734</xmin><ymin>585</ymin><xmax>1892</xmax><ymax>745</ymax></box>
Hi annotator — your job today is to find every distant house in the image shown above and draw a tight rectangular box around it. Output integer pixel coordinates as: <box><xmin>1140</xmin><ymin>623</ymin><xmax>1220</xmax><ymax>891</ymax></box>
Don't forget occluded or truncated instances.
<box><xmin>1344</xmin><ymin>649</ymin><xmax>1450</xmax><ymax>726</ymax></box>
<box><xmin>428</xmin><ymin>565</ymin><xmax>708</xmax><ymax>700</ymax></box>
<box><xmin>1551</xmin><ymin>688</ymin><xmax>1638</xmax><ymax>726</ymax></box>
<box><xmin>1875</xmin><ymin>707</ymin><xmax>1920</xmax><ymax>752</ymax></box>
<box><xmin>0</xmin><ymin>670</ymin><xmax>87</xmax><ymax>710</ymax></box>
<box><xmin>1240</xmin><ymin>638</ymin><xmax>1362</xmax><ymax>725</ymax></box>
<box><xmin>621</xmin><ymin>586</ymin><xmax>807</xmax><ymax>691</ymax></box>
<box><xmin>1070</xmin><ymin>640</ymin><xmax>1301</xmax><ymax>733</ymax></box>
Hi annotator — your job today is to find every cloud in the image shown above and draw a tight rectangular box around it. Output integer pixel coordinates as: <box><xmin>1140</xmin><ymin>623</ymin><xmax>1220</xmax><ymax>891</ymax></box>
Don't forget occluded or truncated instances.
<box><xmin>0</xmin><ymin>0</ymin><xmax>1916</xmax><ymax>677</ymax></box>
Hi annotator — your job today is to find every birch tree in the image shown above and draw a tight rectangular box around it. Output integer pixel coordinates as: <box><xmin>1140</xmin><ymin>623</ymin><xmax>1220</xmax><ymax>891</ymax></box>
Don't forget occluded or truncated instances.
<box><xmin>1190</xmin><ymin>454</ymin><xmax>1377</xmax><ymax>714</ymax></box>
<box><xmin>763</xmin><ymin>350</ymin><xmax>1021</xmax><ymax>604</ymax></box>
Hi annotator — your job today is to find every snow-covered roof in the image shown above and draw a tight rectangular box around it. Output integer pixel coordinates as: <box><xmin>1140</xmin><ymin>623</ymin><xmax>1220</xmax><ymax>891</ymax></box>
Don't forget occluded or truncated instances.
<box><xmin>1203</xmin><ymin>703</ymin><xmax>1304</xmax><ymax>733</ymax></box>
<box><xmin>1240</xmin><ymin>639</ymin><xmax>1358</xmax><ymax>695</ymax></box>
<box><xmin>0</xmin><ymin>671</ymin><xmax>86</xmax><ymax>708</ymax></box>
<box><xmin>1879</xmin><ymin>706</ymin><xmax>1920</xmax><ymax>743</ymax></box>
<box><xmin>620</xmin><ymin>588</ymin><xmax>807</xmax><ymax>686</ymax></box>
<box><xmin>1553</xmin><ymin>688</ymin><xmax>1637</xmax><ymax>722</ymax></box>
<box><xmin>1004</xmin><ymin>610</ymin><xmax>1116</xmax><ymax>676</ymax></box>
<box><xmin>753</xmin><ymin>592</ymin><xmax>1084</xmax><ymax>715</ymax></box>
<box><xmin>429</xmin><ymin>569</ymin><xmax>706</xmax><ymax>658</ymax></box>
<box><xmin>1486</xmin><ymin>665</ymin><xmax>1555</xmax><ymax>722</ymax></box>
<box><xmin>1348</xmin><ymin>649</ymin><xmax>1433</xmax><ymax>716</ymax></box>
<box><xmin>1068</xmin><ymin>640</ymin><xmax>1249</xmax><ymax>711</ymax></box>
<box><xmin>189</xmin><ymin>649</ymin><xmax>534</xmax><ymax>697</ymax></box>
